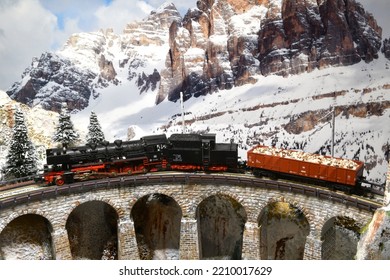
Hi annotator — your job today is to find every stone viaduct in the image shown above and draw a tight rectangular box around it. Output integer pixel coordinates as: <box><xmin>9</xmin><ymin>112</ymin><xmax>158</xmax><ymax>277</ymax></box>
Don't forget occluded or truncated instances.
<box><xmin>0</xmin><ymin>174</ymin><xmax>382</xmax><ymax>260</ymax></box>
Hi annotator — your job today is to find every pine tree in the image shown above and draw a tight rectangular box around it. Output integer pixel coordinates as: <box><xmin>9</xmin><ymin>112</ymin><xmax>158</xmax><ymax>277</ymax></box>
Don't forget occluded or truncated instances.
<box><xmin>86</xmin><ymin>111</ymin><xmax>105</xmax><ymax>145</ymax></box>
<box><xmin>53</xmin><ymin>107</ymin><xmax>80</xmax><ymax>148</ymax></box>
<box><xmin>4</xmin><ymin>107</ymin><xmax>37</xmax><ymax>178</ymax></box>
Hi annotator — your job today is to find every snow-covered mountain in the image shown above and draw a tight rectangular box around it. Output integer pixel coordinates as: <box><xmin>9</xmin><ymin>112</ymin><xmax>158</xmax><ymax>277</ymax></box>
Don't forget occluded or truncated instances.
<box><xmin>2</xmin><ymin>0</ymin><xmax>390</xmax><ymax>184</ymax></box>
<box><xmin>6</xmin><ymin>2</ymin><xmax>181</xmax><ymax>113</ymax></box>
<box><xmin>7</xmin><ymin>0</ymin><xmax>385</xmax><ymax>112</ymax></box>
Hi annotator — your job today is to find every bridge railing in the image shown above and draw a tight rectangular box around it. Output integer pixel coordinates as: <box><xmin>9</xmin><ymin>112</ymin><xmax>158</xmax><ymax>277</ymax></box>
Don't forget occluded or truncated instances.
<box><xmin>0</xmin><ymin>173</ymin><xmax>382</xmax><ymax>213</ymax></box>
<box><xmin>0</xmin><ymin>175</ymin><xmax>35</xmax><ymax>184</ymax></box>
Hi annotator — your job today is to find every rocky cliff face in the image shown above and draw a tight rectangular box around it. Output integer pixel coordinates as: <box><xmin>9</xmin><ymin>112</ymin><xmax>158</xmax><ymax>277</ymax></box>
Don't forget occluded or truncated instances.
<box><xmin>6</xmin><ymin>1</ymin><xmax>386</xmax><ymax>111</ymax></box>
<box><xmin>157</xmin><ymin>0</ymin><xmax>383</xmax><ymax>103</ymax></box>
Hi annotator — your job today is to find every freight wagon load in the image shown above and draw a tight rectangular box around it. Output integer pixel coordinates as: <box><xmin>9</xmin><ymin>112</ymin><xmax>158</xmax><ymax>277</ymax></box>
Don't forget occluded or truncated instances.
<box><xmin>247</xmin><ymin>145</ymin><xmax>364</xmax><ymax>187</ymax></box>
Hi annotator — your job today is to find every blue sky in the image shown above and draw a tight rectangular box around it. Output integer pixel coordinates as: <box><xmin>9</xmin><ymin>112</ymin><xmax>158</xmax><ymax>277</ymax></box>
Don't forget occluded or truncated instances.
<box><xmin>40</xmin><ymin>0</ymin><xmax>191</xmax><ymax>33</ymax></box>
<box><xmin>0</xmin><ymin>0</ymin><xmax>388</xmax><ymax>91</ymax></box>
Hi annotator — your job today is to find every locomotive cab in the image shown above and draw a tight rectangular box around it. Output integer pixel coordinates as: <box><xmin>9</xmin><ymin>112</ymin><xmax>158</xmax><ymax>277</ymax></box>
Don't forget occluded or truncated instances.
<box><xmin>201</xmin><ymin>134</ymin><xmax>215</xmax><ymax>168</ymax></box>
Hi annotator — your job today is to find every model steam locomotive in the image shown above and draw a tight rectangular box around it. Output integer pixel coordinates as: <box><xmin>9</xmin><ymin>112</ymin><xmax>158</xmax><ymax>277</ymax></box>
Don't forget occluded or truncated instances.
<box><xmin>37</xmin><ymin>133</ymin><xmax>368</xmax><ymax>193</ymax></box>
<box><xmin>39</xmin><ymin>133</ymin><xmax>238</xmax><ymax>186</ymax></box>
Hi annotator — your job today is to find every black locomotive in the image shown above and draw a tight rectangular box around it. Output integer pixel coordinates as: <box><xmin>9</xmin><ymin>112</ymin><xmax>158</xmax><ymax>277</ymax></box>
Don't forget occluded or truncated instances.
<box><xmin>40</xmin><ymin>133</ymin><xmax>238</xmax><ymax>185</ymax></box>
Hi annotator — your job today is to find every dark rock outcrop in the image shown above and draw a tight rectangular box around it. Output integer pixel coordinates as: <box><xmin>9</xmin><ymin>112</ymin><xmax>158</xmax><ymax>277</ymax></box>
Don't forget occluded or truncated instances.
<box><xmin>382</xmin><ymin>38</ymin><xmax>390</xmax><ymax>60</ymax></box>
<box><xmin>137</xmin><ymin>69</ymin><xmax>161</xmax><ymax>94</ymax></box>
<box><xmin>7</xmin><ymin>52</ymin><xmax>97</xmax><ymax>112</ymax></box>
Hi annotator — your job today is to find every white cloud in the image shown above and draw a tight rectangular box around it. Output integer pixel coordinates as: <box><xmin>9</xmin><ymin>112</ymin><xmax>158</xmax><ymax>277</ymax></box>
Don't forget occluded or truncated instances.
<box><xmin>0</xmin><ymin>0</ymin><xmax>59</xmax><ymax>90</ymax></box>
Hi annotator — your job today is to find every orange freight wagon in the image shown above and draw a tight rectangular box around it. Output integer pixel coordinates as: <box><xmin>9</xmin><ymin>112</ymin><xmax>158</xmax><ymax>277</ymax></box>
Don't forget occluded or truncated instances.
<box><xmin>247</xmin><ymin>145</ymin><xmax>364</xmax><ymax>187</ymax></box>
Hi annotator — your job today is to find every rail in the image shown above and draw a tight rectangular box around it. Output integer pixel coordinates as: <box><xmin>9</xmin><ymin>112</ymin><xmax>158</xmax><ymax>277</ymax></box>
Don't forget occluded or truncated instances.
<box><xmin>0</xmin><ymin>173</ymin><xmax>383</xmax><ymax>212</ymax></box>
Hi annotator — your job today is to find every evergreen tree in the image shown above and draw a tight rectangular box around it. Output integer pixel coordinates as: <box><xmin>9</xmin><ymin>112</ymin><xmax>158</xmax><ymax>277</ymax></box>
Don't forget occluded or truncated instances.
<box><xmin>4</xmin><ymin>108</ymin><xmax>37</xmax><ymax>178</ymax></box>
<box><xmin>53</xmin><ymin>107</ymin><xmax>80</xmax><ymax>148</ymax></box>
<box><xmin>86</xmin><ymin>111</ymin><xmax>105</xmax><ymax>145</ymax></box>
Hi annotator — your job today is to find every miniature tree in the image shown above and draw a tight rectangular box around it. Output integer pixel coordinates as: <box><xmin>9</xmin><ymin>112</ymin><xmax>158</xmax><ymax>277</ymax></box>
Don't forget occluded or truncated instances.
<box><xmin>4</xmin><ymin>107</ymin><xmax>37</xmax><ymax>178</ymax></box>
<box><xmin>53</xmin><ymin>107</ymin><xmax>80</xmax><ymax>148</ymax></box>
<box><xmin>86</xmin><ymin>111</ymin><xmax>105</xmax><ymax>145</ymax></box>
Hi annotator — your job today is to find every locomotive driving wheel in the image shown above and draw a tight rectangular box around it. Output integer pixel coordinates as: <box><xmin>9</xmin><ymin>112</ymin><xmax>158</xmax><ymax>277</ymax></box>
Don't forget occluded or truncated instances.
<box><xmin>55</xmin><ymin>176</ymin><xmax>65</xmax><ymax>186</ymax></box>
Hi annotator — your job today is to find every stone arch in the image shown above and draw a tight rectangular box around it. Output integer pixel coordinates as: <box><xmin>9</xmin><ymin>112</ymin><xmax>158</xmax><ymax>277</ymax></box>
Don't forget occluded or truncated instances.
<box><xmin>196</xmin><ymin>193</ymin><xmax>247</xmax><ymax>259</ymax></box>
<box><xmin>62</xmin><ymin>195</ymin><xmax>125</xmax><ymax>224</ymax></box>
<box><xmin>131</xmin><ymin>193</ymin><xmax>182</xmax><ymax>260</ymax></box>
<box><xmin>0</xmin><ymin>208</ymin><xmax>54</xmax><ymax>233</ymax></box>
<box><xmin>321</xmin><ymin>215</ymin><xmax>363</xmax><ymax>260</ymax></box>
<box><xmin>190</xmin><ymin>189</ymin><xmax>247</xmax><ymax>219</ymax></box>
<box><xmin>257</xmin><ymin>196</ymin><xmax>315</xmax><ymax>228</ymax></box>
<box><xmin>65</xmin><ymin>200</ymin><xmax>119</xmax><ymax>260</ymax></box>
<box><xmin>257</xmin><ymin>196</ymin><xmax>311</xmax><ymax>260</ymax></box>
<box><xmin>0</xmin><ymin>213</ymin><xmax>54</xmax><ymax>260</ymax></box>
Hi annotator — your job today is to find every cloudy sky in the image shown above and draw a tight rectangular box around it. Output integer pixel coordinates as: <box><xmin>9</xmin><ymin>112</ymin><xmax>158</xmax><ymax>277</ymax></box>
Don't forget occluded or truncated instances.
<box><xmin>0</xmin><ymin>0</ymin><xmax>388</xmax><ymax>91</ymax></box>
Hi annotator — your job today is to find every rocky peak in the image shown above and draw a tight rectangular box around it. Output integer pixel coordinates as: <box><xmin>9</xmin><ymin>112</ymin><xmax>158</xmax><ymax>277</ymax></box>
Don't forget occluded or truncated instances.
<box><xmin>7</xmin><ymin>52</ymin><xmax>98</xmax><ymax>113</ymax></box>
<box><xmin>197</xmin><ymin>0</ymin><xmax>258</xmax><ymax>14</ymax></box>
<box><xmin>123</xmin><ymin>2</ymin><xmax>181</xmax><ymax>44</ymax></box>
<box><xmin>150</xmin><ymin>2</ymin><xmax>182</xmax><ymax>28</ymax></box>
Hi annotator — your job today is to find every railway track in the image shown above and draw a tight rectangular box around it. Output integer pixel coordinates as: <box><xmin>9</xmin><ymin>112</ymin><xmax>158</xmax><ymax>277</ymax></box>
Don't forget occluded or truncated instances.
<box><xmin>0</xmin><ymin>172</ymin><xmax>384</xmax><ymax>212</ymax></box>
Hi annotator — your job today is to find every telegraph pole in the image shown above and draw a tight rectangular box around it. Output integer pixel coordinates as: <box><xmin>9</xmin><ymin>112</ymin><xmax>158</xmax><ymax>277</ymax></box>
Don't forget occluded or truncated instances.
<box><xmin>331</xmin><ymin>106</ymin><xmax>335</xmax><ymax>157</ymax></box>
<box><xmin>311</xmin><ymin>106</ymin><xmax>336</xmax><ymax>156</ymax></box>
<box><xmin>180</xmin><ymin>92</ymin><xmax>185</xmax><ymax>134</ymax></box>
